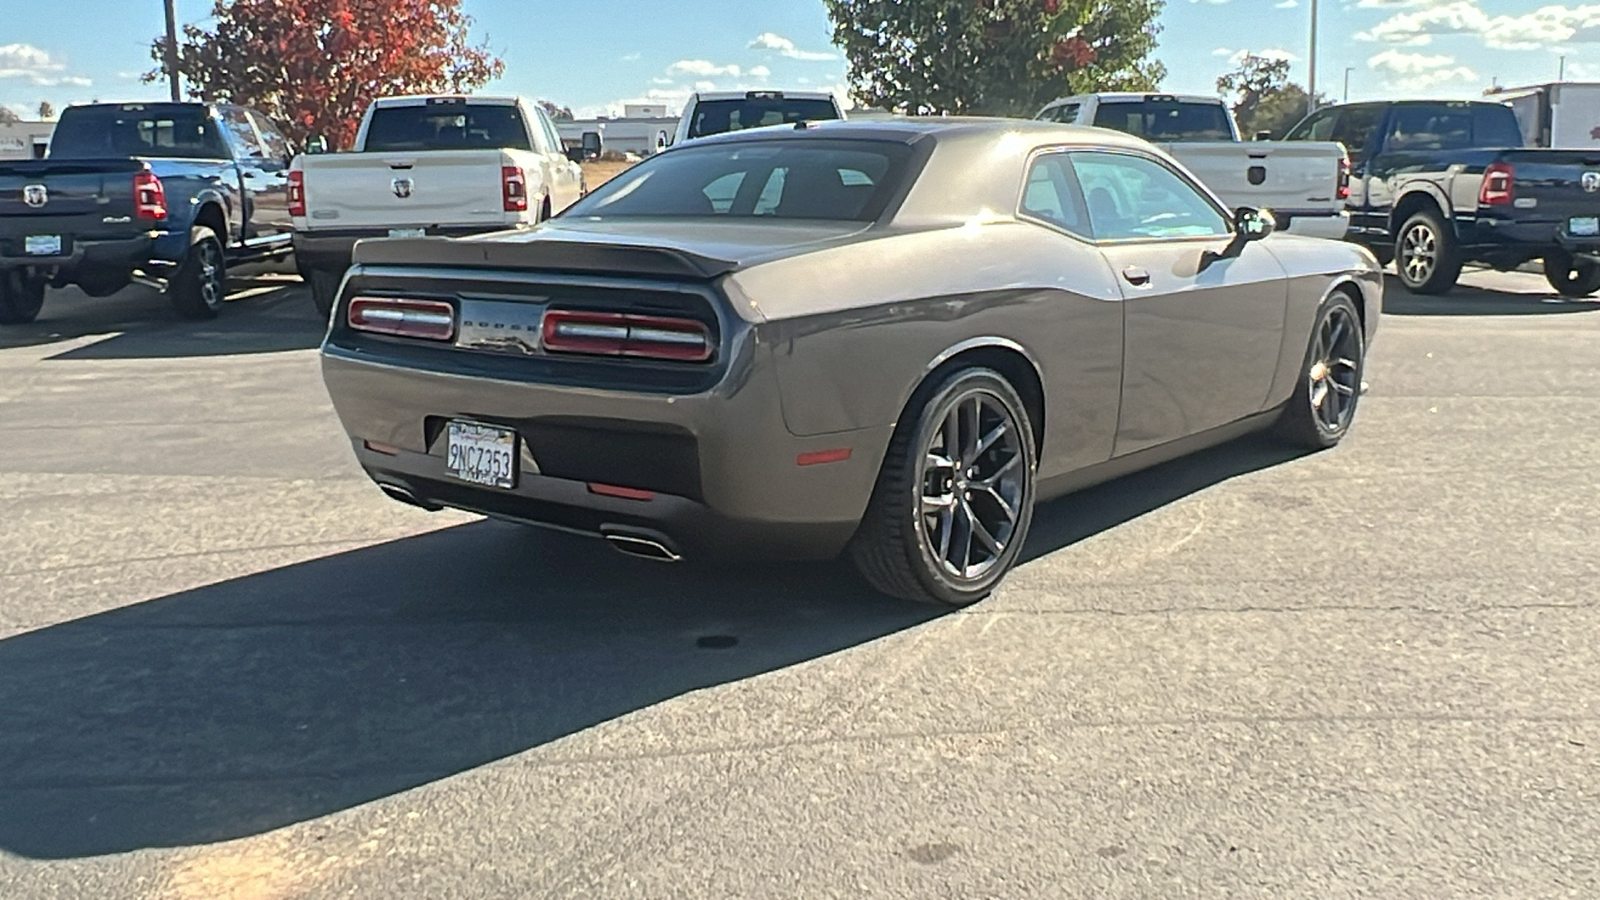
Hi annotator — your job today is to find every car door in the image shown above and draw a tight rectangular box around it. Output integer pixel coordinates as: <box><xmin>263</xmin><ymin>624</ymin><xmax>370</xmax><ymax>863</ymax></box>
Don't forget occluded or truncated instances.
<box><xmin>217</xmin><ymin>106</ymin><xmax>287</xmax><ymax>250</ymax></box>
<box><xmin>1069</xmin><ymin>149</ymin><xmax>1288</xmax><ymax>455</ymax></box>
<box><xmin>533</xmin><ymin>107</ymin><xmax>581</xmax><ymax>212</ymax></box>
<box><xmin>245</xmin><ymin>109</ymin><xmax>295</xmax><ymax>247</ymax></box>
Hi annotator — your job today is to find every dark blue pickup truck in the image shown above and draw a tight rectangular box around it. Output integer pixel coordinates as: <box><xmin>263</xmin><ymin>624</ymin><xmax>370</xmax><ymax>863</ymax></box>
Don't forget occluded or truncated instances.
<box><xmin>1287</xmin><ymin>99</ymin><xmax>1600</xmax><ymax>296</ymax></box>
<box><xmin>0</xmin><ymin>102</ymin><xmax>296</xmax><ymax>324</ymax></box>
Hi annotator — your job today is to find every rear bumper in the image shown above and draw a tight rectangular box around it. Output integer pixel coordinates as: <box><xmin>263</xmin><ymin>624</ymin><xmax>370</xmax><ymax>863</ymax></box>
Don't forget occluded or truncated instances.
<box><xmin>0</xmin><ymin>232</ymin><xmax>162</xmax><ymax>276</ymax></box>
<box><xmin>1277</xmin><ymin>210</ymin><xmax>1350</xmax><ymax>242</ymax></box>
<box><xmin>319</xmin><ymin>346</ymin><xmax>892</xmax><ymax>562</ymax></box>
<box><xmin>1456</xmin><ymin>216</ymin><xmax>1600</xmax><ymax>259</ymax></box>
<box><xmin>295</xmin><ymin>226</ymin><xmax>520</xmax><ymax>273</ymax></box>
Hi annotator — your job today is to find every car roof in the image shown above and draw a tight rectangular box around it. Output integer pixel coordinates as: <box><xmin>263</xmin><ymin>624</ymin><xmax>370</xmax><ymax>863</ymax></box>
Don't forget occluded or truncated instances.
<box><xmin>369</xmin><ymin>95</ymin><xmax>521</xmax><ymax>107</ymax></box>
<box><xmin>689</xmin><ymin>90</ymin><xmax>838</xmax><ymax>103</ymax></box>
<box><xmin>1041</xmin><ymin>93</ymin><xmax>1225</xmax><ymax>108</ymax></box>
<box><xmin>681</xmin><ymin>115</ymin><xmax>1153</xmax><ymax>152</ymax></box>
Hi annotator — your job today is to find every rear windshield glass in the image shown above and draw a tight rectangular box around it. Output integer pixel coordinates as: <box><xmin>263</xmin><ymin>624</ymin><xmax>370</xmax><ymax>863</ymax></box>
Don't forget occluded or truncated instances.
<box><xmin>48</xmin><ymin>106</ymin><xmax>228</xmax><ymax>159</ymax></box>
<box><xmin>686</xmin><ymin>98</ymin><xmax>839</xmax><ymax>139</ymax></box>
<box><xmin>363</xmin><ymin>104</ymin><xmax>532</xmax><ymax>152</ymax></box>
<box><xmin>566</xmin><ymin>140</ymin><xmax>913</xmax><ymax>222</ymax></box>
<box><xmin>1092</xmin><ymin>101</ymin><xmax>1234</xmax><ymax>142</ymax></box>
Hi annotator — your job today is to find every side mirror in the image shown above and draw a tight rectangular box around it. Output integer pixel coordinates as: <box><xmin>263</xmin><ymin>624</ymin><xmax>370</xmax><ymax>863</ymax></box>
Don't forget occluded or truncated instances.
<box><xmin>656</xmin><ymin>130</ymin><xmax>669</xmax><ymax>151</ymax></box>
<box><xmin>580</xmin><ymin>131</ymin><xmax>602</xmax><ymax>159</ymax></box>
<box><xmin>1201</xmin><ymin>207</ymin><xmax>1275</xmax><ymax>271</ymax></box>
<box><xmin>1253</xmin><ymin>130</ymin><xmax>1273</xmax><ymax>141</ymax></box>
<box><xmin>303</xmin><ymin>135</ymin><xmax>329</xmax><ymax>155</ymax></box>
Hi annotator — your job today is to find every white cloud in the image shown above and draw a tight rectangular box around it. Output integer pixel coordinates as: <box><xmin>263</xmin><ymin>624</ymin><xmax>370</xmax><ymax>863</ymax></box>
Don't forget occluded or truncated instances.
<box><xmin>0</xmin><ymin>43</ymin><xmax>89</xmax><ymax>87</ymax></box>
<box><xmin>1357</xmin><ymin>1</ymin><xmax>1600</xmax><ymax>49</ymax></box>
<box><xmin>748</xmin><ymin>32</ymin><xmax>837</xmax><ymax>61</ymax></box>
<box><xmin>1213</xmin><ymin>47</ymin><xmax>1237</xmax><ymax>56</ymax></box>
<box><xmin>1276</xmin><ymin>0</ymin><xmax>1300</xmax><ymax>7</ymax></box>
<box><xmin>668</xmin><ymin>59</ymin><xmax>741</xmax><ymax>78</ymax></box>
<box><xmin>749</xmin><ymin>65</ymin><xmax>771</xmax><ymax>79</ymax></box>
<box><xmin>1221</xmin><ymin>48</ymin><xmax>1301</xmax><ymax>65</ymax></box>
<box><xmin>1368</xmin><ymin>48</ymin><xmax>1478</xmax><ymax>90</ymax></box>
<box><xmin>621</xmin><ymin>53</ymin><xmax>642</xmax><ymax>63</ymax></box>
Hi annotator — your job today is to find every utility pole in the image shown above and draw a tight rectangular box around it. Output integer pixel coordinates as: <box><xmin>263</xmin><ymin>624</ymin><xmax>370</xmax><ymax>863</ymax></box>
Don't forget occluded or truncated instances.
<box><xmin>1559</xmin><ymin>55</ymin><xmax>1566</xmax><ymax>82</ymax></box>
<box><xmin>163</xmin><ymin>0</ymin><xmax>181</xmax><ymax>102</ymax></box>
<box><xmin>1344</xmin><ymin>66</ymin><xmax>1353</xmax><ymax>103</ymax></box>
<box><xmin>1307</xmin><ymin>0</ymin><xmax>1319</xmax><ymax>116</ymax></box>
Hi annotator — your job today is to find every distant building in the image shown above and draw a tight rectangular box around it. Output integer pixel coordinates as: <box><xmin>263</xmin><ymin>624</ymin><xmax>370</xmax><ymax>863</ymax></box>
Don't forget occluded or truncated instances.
<box><xmin>0</xmin><ymin>120</ymin><xmax>54</xmax><ymax>159</ymax></box>
<box><xmin>557</xmin><ymin>110</ymin><xmax>680</xmax><ymax>158</ymax></box>
<box><xmin>623</xmin><ymin>103</ymin><xmax>671</xmax><ymax>119</ymax></box>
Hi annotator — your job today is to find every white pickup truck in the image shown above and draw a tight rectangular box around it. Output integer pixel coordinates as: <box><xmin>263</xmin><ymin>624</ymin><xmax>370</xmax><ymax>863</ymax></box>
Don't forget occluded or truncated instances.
<box><xmin>672</xmin><ymin>90</ymin><xmax>844</xmax><ymax>146</ymax></box>
<box><xmin>291</xmin><ymin>95</ymin><xmax>586</xmax><ymax>315</ymax></box>
<box><xmin>1036</xmin><ymin>93</ymin><xmax>1351</xmax><ymax>240</ymax></box>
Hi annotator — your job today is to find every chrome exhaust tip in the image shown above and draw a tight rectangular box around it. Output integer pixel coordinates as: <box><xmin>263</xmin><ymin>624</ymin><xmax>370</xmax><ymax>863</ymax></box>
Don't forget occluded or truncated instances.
<box><xmin>379</xmin><ymin>484</ymin><xmax>443</xmax><ymax>512</ymax></box>
<box><xmin>602</xmin><ymin>530</ymin><xmax>682</xmax><ymax>563</ymax></box>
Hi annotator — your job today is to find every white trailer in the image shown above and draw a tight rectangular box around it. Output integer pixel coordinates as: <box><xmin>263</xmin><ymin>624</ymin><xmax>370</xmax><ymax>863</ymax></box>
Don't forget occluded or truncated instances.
<box><xmin>1489</xmin><ymin>82</ymin><xmax>1600</xmax><ymax>149</ymax></box>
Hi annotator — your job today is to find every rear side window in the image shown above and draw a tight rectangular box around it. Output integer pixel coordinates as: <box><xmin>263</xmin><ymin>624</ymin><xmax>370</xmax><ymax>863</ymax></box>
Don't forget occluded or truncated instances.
<box><xmin>1385</xmin><ymin>107</ymin><xmax>1473</xmax><ymax>152</ymax></box>
<box><xmin>1330</xmin><ymin>106</ymin><xmax>1384</xmax><ymax>160</ymax></box>
<box><xmin>1472</xmin><ymin>106</ymin><xmax>1524</xmax><ymax>148</ymax></box>
<box><xmin>48</xmin><ymin>106</ymin><xmax>228</xmax><ymax>159</ymax></box>
<box><xmin>1037</xmin><ymin>103</ymin><xmax>1082</xmax><ymax>124</ymax></box>
<box><xmin>686</xmin><ymin>98</ymin><xmax>839</xmax><ymax>139</ymax></box>
<box><xmin>567</xmin><ymin>140</ymin><xmax>912</xmax><ymax>221</ymax></box>
<box><xmin>1018</xmin><ymin>153</ymin><xmax>1090</xmax><ymax>238</ymax></box>
<box><xmin>364</xmin><ymin>104</ymin><xmax>532</xmax><ymax>152</ymax></box>
<box><xmin>1091</xmin><ymin>100</ymin><xmax>1233</xmax><ymax>142</ymax></box>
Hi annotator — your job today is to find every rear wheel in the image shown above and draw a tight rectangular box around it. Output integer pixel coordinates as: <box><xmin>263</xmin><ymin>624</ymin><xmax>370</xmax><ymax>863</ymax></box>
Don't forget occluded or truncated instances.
<box><xmin>0</xmin><ymin>271</ymin><xmax>46</xmax><ymax>325</ymax></box>
<box><xmin>1395</xmin><ymin>209</ymin><xmax>1461</xmax><ymax>295</ymax></box>
<box><xmin>308</xmin><ymin>268</ymin><xmax>341</xmax><ymax>320</ymax></box>
<box><xmin>1275</xmin><ymin>292</ymin><xmax>1366</xmax><ymax>450</ymax></box>
<box><xmin>1542</xmin><ymin>251</ymin><xmax>1600</xmax><ymax>297</ymax></box>
<box><xmin>849</xmin><ymin>367</ymin><xmax>1036</xmax><ymax>607</ymax></box>
<box><xmin>168</xmin><ymin>226</ymin><xmax>226</xmax><ymax>319</ymax></box>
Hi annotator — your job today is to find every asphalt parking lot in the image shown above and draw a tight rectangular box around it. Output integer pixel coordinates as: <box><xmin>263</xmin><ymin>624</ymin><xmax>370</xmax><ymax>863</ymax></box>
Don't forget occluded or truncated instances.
<box><xmin>1</xmin><ymin>269</ymin><xmax>1597</xmax><ymax>899</ymax></box>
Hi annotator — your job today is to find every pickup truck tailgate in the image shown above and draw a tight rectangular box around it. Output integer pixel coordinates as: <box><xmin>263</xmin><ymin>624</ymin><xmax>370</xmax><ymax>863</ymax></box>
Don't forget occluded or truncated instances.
<box><xmin>0</xmin><ymin>159</ymin><xmax>147</xmax><ymax>256</ymax></box>
<box><xmin>1164</xmin><ymin>142</ymin><xmax>1346</xmax><ymax>213</ymax></box>
<box><xmin>1498</xmin><ymin>150</ymin><xmax>1600</xmax><ymax>227</ymax></box>
<box><xmin>298</xmin><ymin>150</ymin><xmax>516</xmax><ymax>231</ymax></box>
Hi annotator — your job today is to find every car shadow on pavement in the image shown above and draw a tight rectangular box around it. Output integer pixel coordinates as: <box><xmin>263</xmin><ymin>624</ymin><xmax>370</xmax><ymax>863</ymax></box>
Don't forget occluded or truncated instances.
<box><xmin>0</xmin><ymin>277</ymin><xmax>326</xmax><ymax>358</ymax></box>
<box><xmin>1383</xmin><ymin>273</ymin><xmax>1600</xmax><ymax>317</ymax></box>
<box><xmin>0</xmin><ymin>521</ymin><xmax>936</xmax><ymax>860</ymax></box>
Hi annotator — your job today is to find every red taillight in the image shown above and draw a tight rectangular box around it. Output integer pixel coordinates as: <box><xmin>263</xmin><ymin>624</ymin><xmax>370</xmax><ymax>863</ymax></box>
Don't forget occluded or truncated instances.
<box><xmin>1337</xmin><ymin>156</ymin><xmax>1351</xmax><ymax>201</ymax></box>
<box><xmin>288</xmin><ymin>170</ymin><xmax>306</xmax><ymax>217</ymax></box>
<box><xmin>133</xmin><ymin>171</ymin><xmax>167</xmax><ymax>221</ymax></box>
<box><xmin>1481</xmin><ymin>162</ymin><xmax>1515</xmax><ymax>206</ymax></box>
<box><xmin>347</xmin><ymin>297</ymin><xmax>455</xmax><ymax>341</ymax></box>
<box><xmin>540</xmin><ymin>310</ymin><xmax>713</xmax><ymax>362</ymax></box>
<box><xmin>502</xmin><ymin>166</ymin><xmax>527</xmax><ymax>212</ymax></box>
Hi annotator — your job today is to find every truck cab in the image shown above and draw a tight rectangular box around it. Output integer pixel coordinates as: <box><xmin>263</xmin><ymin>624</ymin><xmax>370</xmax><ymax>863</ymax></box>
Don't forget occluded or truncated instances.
<box><xmin>672</xmin><ymin>91</ymin><xmax>844</xmax><ymax>146</ymax></box>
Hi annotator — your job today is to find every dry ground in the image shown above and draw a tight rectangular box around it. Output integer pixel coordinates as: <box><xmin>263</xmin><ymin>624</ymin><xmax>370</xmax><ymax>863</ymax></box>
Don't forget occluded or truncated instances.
<box><xmin>581</xmin><ymin>159</ymin><xmax>636</xmax><ymax>189</ymax></box>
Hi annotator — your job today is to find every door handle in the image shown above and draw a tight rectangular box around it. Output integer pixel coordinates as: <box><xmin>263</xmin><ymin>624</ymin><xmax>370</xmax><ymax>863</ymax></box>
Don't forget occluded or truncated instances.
<box><xmin>1122</xmin><ymin>266</ymin><xmax>1151</xmax><ymax>287</ymax></box>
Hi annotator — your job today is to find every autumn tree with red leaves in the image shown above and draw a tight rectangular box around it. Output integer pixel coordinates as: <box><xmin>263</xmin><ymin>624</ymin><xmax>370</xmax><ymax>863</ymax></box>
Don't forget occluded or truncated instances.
<box><xmin>825</xmin><ymin>0</ymin><xmax>1165</xmax><ymax>116</ymax></box>
<box><xmin>146</xmin><ymin>0</ymin><xmax>504</xmax><ymax>148</ymax></box>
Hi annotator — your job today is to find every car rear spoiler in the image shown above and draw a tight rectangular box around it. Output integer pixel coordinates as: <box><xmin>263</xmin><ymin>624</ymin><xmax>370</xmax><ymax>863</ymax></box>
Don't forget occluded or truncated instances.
<box><xmin>352</xmin><ymin>236</ymin><xmax>740</xmax><ymax>280</ymax></box>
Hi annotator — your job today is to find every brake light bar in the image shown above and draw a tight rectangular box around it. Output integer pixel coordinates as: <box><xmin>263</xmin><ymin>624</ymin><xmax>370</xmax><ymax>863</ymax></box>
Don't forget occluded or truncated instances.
<box><xmin>288</xmin><ymin>170</ymin><xmax>306</xmax><ymax>217</ymax></box>
<box><xmin>1480</xmin><ymin>162</ymin><xmax>1515</xmax><ymax>206</ymax></box>
<box><xmin>348</xmin><ymin>297</ymin><xmax>455</xmax><ymax>341</ymax></box>
<box><xmin>502</xmin><ymin>166</ymin><xmax>527</xmax><ymax>212</ymax></box>
<box><xmin>1337</xmin><ymin>156</ymin><xmax>1351</xmax><ymax>201</ymax></box>
<box><xmin>541</xmin><ymin>310</ymin><xmax>713</xmax><ymax>362</ymax></box>
<box><xmin>133</xmin><ymin>171</ymin><xmax>167</xmax><ymax>221</ymax></box>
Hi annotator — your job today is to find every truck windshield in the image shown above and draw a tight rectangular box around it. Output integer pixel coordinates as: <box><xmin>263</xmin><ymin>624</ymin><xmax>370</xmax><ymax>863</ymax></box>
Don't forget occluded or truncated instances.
<box><xmin>363</xmin><ymin>105</ymin><xmax>532</xmax><ymax>152</ymax></box>
<box><xmin>47</xmin><ymin>106</ymin><xmax>228</xmax><ymax>160</ymax></box>
<box><xmin>686</xmin><ymin>98</ymin><xmax>840</xmax><ymax>139</ymax></box>
<box><xmin>566</xmin><ymin>140</ymin><xmax>912</xmax><ymax>222</ymax></box>
<box><xmin>1092</xmin><ymin>101</ymin><xmax>1234</xmax><ymax>142</ymax></box>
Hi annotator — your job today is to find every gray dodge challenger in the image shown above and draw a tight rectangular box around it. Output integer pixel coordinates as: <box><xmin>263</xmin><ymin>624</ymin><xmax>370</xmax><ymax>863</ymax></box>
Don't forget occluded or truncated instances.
<box><xmin>320</xmin><ymin>117</ymin><xmax>1381</xmax><ymax>607</ymax></box>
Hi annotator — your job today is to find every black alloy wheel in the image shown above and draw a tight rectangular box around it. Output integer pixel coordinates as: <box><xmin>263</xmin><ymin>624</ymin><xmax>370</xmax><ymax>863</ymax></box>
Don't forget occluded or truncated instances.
<box><xmin>168</xmin><ymin>226</ymin><xmax>227</xmax><ymax>320</ymax></box>
<box><xmin>1275</xmin><ymin>292</ymin><xmax>1366</xmax><ymax>449</ymax></box>
<box><xmin>851</xmin><ymin>367</ymin><xmax>1036</xmax><ymax>607</ymax></box>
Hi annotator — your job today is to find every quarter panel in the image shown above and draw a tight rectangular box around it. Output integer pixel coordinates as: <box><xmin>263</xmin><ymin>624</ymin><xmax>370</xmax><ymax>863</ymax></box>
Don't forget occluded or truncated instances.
<box><xmin>1261</xmin><ymin>235</ymin><xmax>1384</xmax><ymax>407</ymax></box>
<box><xmin>733</xmin><ymin>222</ymin><xmax>1125</xmax><ymax>478</ymax></box>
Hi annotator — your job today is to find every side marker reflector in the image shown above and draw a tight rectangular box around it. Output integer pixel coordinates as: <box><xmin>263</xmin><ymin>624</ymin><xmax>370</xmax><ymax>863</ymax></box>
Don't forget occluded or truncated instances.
<box><xmin>588</xmin><ymin>483</ymin><xmax>656</xmax><ymax>501</ymax></box>
<box><xmin>797</xmin><ymin>448</ymin><xmax>853</xmax><ymax>466</ymax></box>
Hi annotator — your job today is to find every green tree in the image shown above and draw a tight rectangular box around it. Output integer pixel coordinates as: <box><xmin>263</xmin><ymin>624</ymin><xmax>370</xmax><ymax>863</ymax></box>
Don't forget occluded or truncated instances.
<box><xmin>537</xmin><ymin>100</ymin><xmax>575</xmax><ymax>121</ymax></box>
<box><xmin>824</xmin><ymin>0</ymin><xmax>1166</xmax><ymax>117</ymax></box>
<box><xmin>38</xmin><ymin>101</ymin><xmax>55</xmax><ymax>121</ymax></box>
<box><xmin>1217</xmin><ymin>54</ymin><xmax>1329</xmax><ymax>139</ymax></box>
<box><xmin>146</xmin><ymin>0</ymin><xmax>504</xmax><ymax>148</ymax></box>
<box><xmin>0</xmin><ymin>107</ymin><xmax>19</xmax><ymax>125</ymax></box>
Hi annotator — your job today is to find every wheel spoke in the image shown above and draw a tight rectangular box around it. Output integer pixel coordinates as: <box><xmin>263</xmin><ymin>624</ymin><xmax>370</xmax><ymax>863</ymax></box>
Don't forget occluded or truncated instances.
<box><xmin>1330</xmin><ymin>380</ymin><xmax>1355</xmax><ymax>397</ymax></box>
<box><xmin>937</xmin><ymin>506</ymin><xmax>954</xmax><ymax>560</ymax></box>
<box><xmin>974</xmin><ymin>483</ymin><xmax>1017</xmax><ymax>523</ymax></box>
<box><xmin>1331</xmin><ymin>356</ymin><xmax>1358</xmax><ymax>372</ymax></box>
<box><xmin>960</xmin><ymin>398</ymin><xmax>980</xmax><ymax>462</ymax></box>
<box><xmin>966</xmin><ymin>499</ymin><xmax>1003</xmax><ymax>555</ymax></box>
<box><xmin>922</xmin><ymin>492</ymin><xmax>955</xmax><ymax>514</ymax></box>
<box><xmin>975</xmin><ymin>453</ymin><xmax>1021</xmax><ymax>488</ymax></box>
<box><xmin>973</xmin><ymin>421</ymin><xmax>1008</xmax><ymax>459</ymax></box>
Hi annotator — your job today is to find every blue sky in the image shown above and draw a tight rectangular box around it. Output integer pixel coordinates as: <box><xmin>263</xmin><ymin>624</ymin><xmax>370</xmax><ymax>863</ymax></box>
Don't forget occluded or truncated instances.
<box><xmin>0</xmin><ymin>0</ymin><xmax>1588</xmax><ymax>121</ymax></box>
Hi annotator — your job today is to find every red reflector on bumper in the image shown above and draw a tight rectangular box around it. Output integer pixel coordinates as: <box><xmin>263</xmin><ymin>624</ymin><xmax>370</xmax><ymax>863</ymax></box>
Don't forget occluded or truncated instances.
<box><xmin>363</xmin><ymin>440</ymin><xmax>400</xmax><ymax>456</ymax></box>
<box><xmin>796</xmin><ymin>448</ymin><xmax>852</xmax><ymax>466</ymax></box>
<box><xmin>587</xmin><ymin>483</ymin><xmax>656</xmax><ymax>501</ymax></box>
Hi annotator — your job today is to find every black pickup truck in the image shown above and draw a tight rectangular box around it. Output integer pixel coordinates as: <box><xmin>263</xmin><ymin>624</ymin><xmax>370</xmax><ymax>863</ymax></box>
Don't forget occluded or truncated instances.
<box><xmin>0</xmin><ymin>102</ymin><xmax>295</xmax><ymax>325</ymax></box>
<box><xmin>1286</xmin><ymin>99</ymin><xmax>1600</xmax><ymax>295</ymax></box>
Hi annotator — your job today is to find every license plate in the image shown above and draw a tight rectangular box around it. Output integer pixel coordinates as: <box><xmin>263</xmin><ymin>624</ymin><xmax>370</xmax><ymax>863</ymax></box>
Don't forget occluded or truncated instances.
<box><xmin>25</xmin><ymin>235</ymin><xmax>62</xmax><ymax>255</ymax></box>
<box><xmin>1571</xmin><ymin>217</ymin><xmax>1599</xmax><ymax>237</ymax></box>
<box><xmin>387</xmin><ymin>228</ymin><xmax>426</xmax><ymax>238</ymax></box>
<box><xmin>445</xmin><ymin>420</ymin><xmax>517</xmax><ymax>489</ymax></box>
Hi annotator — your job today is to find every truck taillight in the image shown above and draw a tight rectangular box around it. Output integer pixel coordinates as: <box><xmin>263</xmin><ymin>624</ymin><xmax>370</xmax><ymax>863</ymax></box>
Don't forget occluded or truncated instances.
<box><xmin>541</xmin><ymin>310</ymin><xmax>713</xmax><ymax>362</ymax></box>
<box><xmin>133</xmin><ymin>171</ymin><xmax>167</xmax><ymax>221</ymax></box>
<box><xmin>502</xmin><ymin>166</ymin><xmax>527</xmax><ymax>212</ymax></box>
<box><xmin>348</xmin><ymin>297</ymin><xmax>456</xmax><ymax>341</ymax></box>
<box><xmin>288</xmin><ymin>170</ymin><xmax>306</xmax><ymax>217</ymax></box>
<box><xmin>1337</xmin><ymin>157</ymin><xmax>1351</xmax><ymax>201</ymax></box>
<box><xmin>1480</xmin><ymin>162</ymin><xmax>1515</xmax><ymax>206</ymax></box>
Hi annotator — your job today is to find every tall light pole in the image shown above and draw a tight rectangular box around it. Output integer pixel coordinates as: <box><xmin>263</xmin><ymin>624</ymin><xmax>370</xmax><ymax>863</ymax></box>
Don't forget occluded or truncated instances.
<box><xmin>1307</xmin><ymin>0</ymin><xmax>1319</xmax><ymax>116</ymax></box>
<box><xmin>1344</xmin><ymin>66</ymin><xmax>1354</xmax><ymax>103</ymax></box>
<box><xmin>163</xmin><ymin>0</ymin><xmax>181</xmax><ymax>102</ymax></box>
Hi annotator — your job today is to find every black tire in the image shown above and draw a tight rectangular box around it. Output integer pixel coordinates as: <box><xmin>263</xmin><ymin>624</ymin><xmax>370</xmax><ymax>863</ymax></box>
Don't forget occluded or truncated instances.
<box><xmin>168</xmin><ymin>226</ymin><xmax>227</xmax><ymax>319</ymax></box>
<box><xmin>308</xmin><ymin>268</ymin><xmax>341</xmax><ymax>320</ymax></box>
<box><xmin>1368</xmin><ymin>244</ymin><xmax>1395</xmax><ymax>269</ymax></box>
<box><xmin>1394</xmin><ymin>209</ymin><xmax>1462</xmax><ymax>295</ymax></box>
<box><xmin>849</xmin><ymin>367</ymin><xmax>1037</xmax><ymax>607</ymax></box>
<box><xmin>1542</xmin><ymin>252</ymin><xmax>1600</xmax><ymax>298</ymax></box>
<box><xmin>1275</xmin><ymin>292</ymin><xmax>1366</xmax><ymax>450</ymax></box>
<box><xmin>0</xmin><ymin>271</ymin><xmax>46</xmax><ymax>325</ymax></box>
